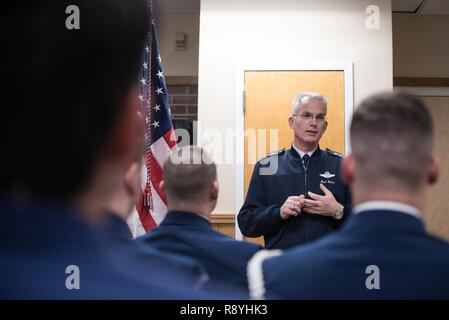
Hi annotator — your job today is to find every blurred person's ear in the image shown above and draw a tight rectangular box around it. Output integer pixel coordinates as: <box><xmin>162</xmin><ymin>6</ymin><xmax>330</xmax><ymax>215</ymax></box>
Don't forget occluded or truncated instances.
<box><xmin>428</xmin><ymin>155</ymin><xmax>440</xmax><ymax>185</ymax></box>
<box><xmin>341</xmin><ymin>153</ymin><xmax>354</xmax><ymax>186</ymax></box>
<box><xmin>125</xmin><ymin>162</ymin><xmax>142</xmax><ymax>202</ymax></box>
<box><xmin>159</xmin><ymin>180</ymin><xmax>166</xmax><ymax>199</ymax></box>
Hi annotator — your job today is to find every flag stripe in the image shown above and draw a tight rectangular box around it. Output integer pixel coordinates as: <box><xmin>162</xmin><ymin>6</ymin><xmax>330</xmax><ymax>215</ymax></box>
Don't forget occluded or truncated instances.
<box><xmin>163</xmin><ymin>128</ymin><xmax>177</xmax><ymax>149</ymax></box>
<box><xmin>149</xmin><ymin>179</ymin><xmax>168</xmax><ymax>225</ymax></box>
<box><xmin>148</xmin><ymin>151</ymin><xmax>167</xmax><ymax>205</ymax></box>
<box><xmin>150</xmin><ymin>129</ymin><xmax>174</xmax><ymax>169</ymax></box>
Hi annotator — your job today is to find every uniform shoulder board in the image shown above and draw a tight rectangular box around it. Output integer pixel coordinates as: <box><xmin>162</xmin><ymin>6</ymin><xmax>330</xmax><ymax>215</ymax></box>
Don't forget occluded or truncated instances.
<box><xmin>265</xmin><ymin>148</ymin><xmax>285</xmax><ymax>157</ymax></box>
<box><xmin>260</xmin><ymin>148</ymin><xmax>285</xmax><ymax>164</ymax></box>
<box><xmin>326</xmin><ymin>148</ymin><xmax>343</xmax><ymax>158</ymax></box>
<box><xmin>259</xmin><ymin>148</ymin><xmax>285</xmax><ymax>164</ymax></box>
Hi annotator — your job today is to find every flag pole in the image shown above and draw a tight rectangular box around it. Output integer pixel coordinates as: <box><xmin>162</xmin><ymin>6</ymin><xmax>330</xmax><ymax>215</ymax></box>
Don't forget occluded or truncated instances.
<box><xmin>144</xmin><ymin>0</ymin><xmax>154</xmax><ymax>211</ymax></box>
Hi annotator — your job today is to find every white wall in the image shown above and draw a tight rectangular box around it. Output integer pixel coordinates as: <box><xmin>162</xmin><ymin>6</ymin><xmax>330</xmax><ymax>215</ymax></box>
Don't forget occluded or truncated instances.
<box><xmin>158</xmin><ymin>13</ymin><xmax>200</xmax><ymax>76</ymax></box>
<box><xmin>393</xmin><ymin>14</ymin><xmax>449</xmax><ymax>78</ymax></box>
<box><xmin>198</xmin><ymin>0</ymin><xmax>393</xmax><ymax>214</ymax></box>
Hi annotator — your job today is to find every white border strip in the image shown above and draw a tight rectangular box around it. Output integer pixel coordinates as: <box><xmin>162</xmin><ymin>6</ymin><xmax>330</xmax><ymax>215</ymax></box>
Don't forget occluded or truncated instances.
<box><xmin>234</xmin><ymin>60</ymin><xmax>354</xmax><ymax>240</ymax></box>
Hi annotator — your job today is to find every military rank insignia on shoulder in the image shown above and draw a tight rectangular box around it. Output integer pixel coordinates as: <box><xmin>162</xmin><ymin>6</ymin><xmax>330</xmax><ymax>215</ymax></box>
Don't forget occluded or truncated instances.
<box><xmin>259</xmin><ymin>148</ymin><xmax>285</xmax><ymax>164</ymax></box>
<box><xmin>266</xmin><ymin>148</ymin><xmax>285</xmax><ymax>157</ymax></box>
<box><xmin>326</xmin><ymin>148</ymin><xmax>343</xmax><ymax>158</ymax></box>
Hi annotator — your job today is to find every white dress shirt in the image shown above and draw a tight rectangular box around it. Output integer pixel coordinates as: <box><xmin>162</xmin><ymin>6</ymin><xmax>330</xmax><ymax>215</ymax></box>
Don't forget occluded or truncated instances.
<box><xmin>352</xmin><ymin>200</ymin><xmax>422</xmax><ymax>220</ymax></box>
<box><xmin>292</xmin><ymin>144</ymin><xmax>317</xmax><ymax>159</ymax></box>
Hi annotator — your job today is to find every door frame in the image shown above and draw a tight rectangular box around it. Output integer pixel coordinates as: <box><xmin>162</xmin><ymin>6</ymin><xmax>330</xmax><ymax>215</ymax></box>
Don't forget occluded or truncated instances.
<box><xmin>234</xmin><ymin>61</ymin><xmax>354</xmax><ymax>240</ymax></box>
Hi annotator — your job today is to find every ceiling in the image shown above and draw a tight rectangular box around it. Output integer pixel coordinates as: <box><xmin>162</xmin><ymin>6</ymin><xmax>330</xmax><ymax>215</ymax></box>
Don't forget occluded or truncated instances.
<box><xmin>392</xmin><ymin>0</ymin><xmax>449</xmax><ymax>14</ymax></box>
<box><xmin>153</xmin><ymin>0</ymin><xmax>200</xmax><ymax>14</ymax></box>
<box><xmin>154</xmin><ymin>0</ymin><xmax>449</xmax><ymax>15</ymax></box>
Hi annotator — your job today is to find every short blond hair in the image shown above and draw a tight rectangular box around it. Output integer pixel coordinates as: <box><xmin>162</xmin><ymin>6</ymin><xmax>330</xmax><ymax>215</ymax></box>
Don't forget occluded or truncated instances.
<box><xmin>163</xmin><ymin>146</ymin><xmax>217</xmax><ymax>202</ymax></box>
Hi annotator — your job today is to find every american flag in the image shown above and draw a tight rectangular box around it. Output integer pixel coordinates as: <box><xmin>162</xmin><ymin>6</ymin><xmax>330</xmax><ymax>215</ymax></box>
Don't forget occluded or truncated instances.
<box><xmin>128</xmin><ymin>3</ymin><xmax>177</xmax><ymax>237</ymax></box>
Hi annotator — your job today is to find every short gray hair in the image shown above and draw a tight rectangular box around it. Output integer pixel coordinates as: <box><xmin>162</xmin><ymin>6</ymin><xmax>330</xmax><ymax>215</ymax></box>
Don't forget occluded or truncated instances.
<box><xmin>291</xmin><ymin>92</ymin><xmax>328</xmax><ymax>115</ymax></box>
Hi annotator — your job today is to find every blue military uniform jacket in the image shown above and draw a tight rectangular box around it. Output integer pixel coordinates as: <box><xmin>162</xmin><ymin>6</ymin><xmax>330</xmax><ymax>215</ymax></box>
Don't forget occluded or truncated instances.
<box><xmin>238</xmin><ymin>146</ymin><xmax>351</xmax><ymax>249</ymax></box>
<box><xmin>0</xmin><ymin>201</ymin><xmax>201</xmax><ymax>299</ymax></box>
<box><xmin>137</xmin><ymin>211</ymin><xmax>262</xmax><ymax>293</ymax></box>
<box><xmin>99</xmin><ymin>213</ymin><xmax>209</xmax><ymax>291</ymax></box>
<box><xmin>262</xmin><ymin>209</ymin><xmax>449</xmax><ymax>299</ymax></box>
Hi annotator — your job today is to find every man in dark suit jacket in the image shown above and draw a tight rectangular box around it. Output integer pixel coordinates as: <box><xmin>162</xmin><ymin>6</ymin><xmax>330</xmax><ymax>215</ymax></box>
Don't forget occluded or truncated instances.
<box><xmin>138</xmin><ymin>146</ymin><xmax>262</xmax><ymax>293</ymax></box>
<box><xmin>98</xmin><ymin>160</ymin><xmax>209</xmax><ymax>293</ymax></box>
<box><xmin>249</xmin><ymin>92</ymin><xmax>449</xmax><ymax>299</ymax></box>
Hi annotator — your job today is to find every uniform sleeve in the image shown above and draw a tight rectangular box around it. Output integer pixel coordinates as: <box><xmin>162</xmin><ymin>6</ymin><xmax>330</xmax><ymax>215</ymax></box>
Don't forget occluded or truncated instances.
<box><xmin>237</xmin><ymin>162</ymin><xmax>284</xmax><ymax>237</ymax></box>
<box><xmin>341</xmin><ymin>182</ymin><xmax>352</xmax><ymax>222</ymax></box>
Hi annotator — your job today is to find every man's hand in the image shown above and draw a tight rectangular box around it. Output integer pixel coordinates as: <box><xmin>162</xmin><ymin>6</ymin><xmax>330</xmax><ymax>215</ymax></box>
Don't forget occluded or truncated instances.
<box><xmin>280</xmin><ymin>195</ymin><xmax>305</xmax><ymax>220</ymax></box>
<box><xmin>303</xmin><ymin>184</ymin><xmax>341</xmax><ymax>217</ymax></box>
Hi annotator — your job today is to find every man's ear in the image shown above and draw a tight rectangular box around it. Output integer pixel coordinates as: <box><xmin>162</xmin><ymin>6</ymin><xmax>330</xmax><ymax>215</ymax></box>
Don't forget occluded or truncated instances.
<box><xmin>159</xmin><ymin>180</ymin><xmax>166</xmax><ymax>198</ymax></box>
<box><xmin>288</xmin><ymin>116</ymin><xmax>295</xmax><ymax>129</ymax></box>
<box><xmin>428</xmin><ymin>155</ymin><xmax>440</xmax><ymax>185</ymax></box>
<box><xmin>210</xmin><ymin>180</ymin><xmax>219</xmax><ymax>200</ymax></box>
<box><xmin>124</xmin><ymin>162</ymin><xmax>142</xmax><ymax>201</ymax></box>
<box><xmin>341</xmin><ymin>153</ymin><xmax>354</xmax><ymax>185</ymax></box>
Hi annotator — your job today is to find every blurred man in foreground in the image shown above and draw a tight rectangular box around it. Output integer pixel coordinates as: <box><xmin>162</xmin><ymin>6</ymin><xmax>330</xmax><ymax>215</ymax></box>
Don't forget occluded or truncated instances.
<box><xmin>0</xmin><ymin>0</ymin><xmax>200</xmax><ymax>299</ymax></box>
<box><xmin>250</xmin><ymin>92</ymin><xmax>449</xmax><ymax>299</ymax></box>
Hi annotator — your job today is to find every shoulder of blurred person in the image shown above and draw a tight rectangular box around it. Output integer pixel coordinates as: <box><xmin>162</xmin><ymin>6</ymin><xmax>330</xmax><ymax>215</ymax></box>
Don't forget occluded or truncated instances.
<box><xmin>138</xmin><ymin>146</ymin><xmax>262</xmax><ymax>296</ymax></box>
<box><xmin>100</xmin><ymin>212</ymin><xmax>210</xmax><ymax>291</ymax></box>
<box><xmin>0</xmin><ymin>201</ymin><xmax>205</xmax><ymax>299</ymax></box>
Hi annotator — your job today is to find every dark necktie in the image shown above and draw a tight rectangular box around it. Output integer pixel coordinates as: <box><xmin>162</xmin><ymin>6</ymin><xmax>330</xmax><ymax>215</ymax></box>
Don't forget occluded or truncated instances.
<box><xmin>302</xmin><ymin>154</ymin><xmax>309</xmax><ymax>170</ymax></box>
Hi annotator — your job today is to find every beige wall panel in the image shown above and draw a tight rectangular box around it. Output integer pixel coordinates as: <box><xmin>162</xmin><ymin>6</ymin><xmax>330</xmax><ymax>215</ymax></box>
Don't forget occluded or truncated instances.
<box><xmin>422</xmin><ymin>96</ymin><xmax>449</xmax><ymax>241</ymax></box>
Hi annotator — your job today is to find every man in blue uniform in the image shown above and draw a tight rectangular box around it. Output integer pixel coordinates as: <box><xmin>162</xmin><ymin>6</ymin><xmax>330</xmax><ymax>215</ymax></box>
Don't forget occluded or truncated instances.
<box><xmin>0</xmin><ymin>0</ymin><xmax>202</xmax><ymax>299</ymax></box>
<box><xmin>238</xmin><ymin>92</ymin><xmax>351</xmax><ymax>249</ymax></box>
<box><xmin>253</xmin><ymin>92</ymin><xmax>449</xmax><ymax>299</ymax></box>
<box><xmin>99</xmin><ymin>160</ymin><xmax>209</xmax><ymax>292</ymax></box>
<box><xmin>138</xmin><ymin>146</ymin><xmax>262</xmax><ymax>295</ymax></box>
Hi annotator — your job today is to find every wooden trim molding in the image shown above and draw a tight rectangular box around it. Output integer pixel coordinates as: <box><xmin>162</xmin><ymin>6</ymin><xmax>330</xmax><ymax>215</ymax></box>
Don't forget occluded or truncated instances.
<box><xmin>165</xmin><ymin>76</ymin><xmax>198</xmax><ymax>86</ymax></box>
<box><xmin>211</xmin><ymin>213</ymin><xmax>235</xmax><ymax>224</ymax></box>
<box><xmin>394</xmin><ymin>77</ymin><xmax>449</xmax><ymax>87</ymax></box>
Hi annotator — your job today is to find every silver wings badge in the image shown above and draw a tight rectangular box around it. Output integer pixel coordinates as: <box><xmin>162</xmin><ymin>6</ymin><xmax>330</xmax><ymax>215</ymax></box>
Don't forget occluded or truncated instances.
<box><xmin>319</xmin><ymin>171</ymin><xmax>335</xmax><ymax>179</ymax></box>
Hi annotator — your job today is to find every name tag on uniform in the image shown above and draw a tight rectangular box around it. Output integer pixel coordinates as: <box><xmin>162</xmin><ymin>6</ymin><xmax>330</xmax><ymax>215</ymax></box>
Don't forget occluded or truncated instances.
<box><xmin>319</xmin><ymin>171</ymin><xmax>336</xmax><ymax>184</ymax></box>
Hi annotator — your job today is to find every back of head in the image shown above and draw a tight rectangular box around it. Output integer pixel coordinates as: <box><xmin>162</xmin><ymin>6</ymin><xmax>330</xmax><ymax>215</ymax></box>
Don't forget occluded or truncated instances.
<box><xmin>350</xmin><ymin>92</ymin><xmax>433</xmax><ymax>192</ymax></box>
<box><xmin>163</xmin><ymin>146</ymin><xmax>217</xmax><ymax>204</ymax></box>
<box><xmin>0</xmin><ymin>0</ymin><xmax>149</xmax><ymax>199</ymax></box>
